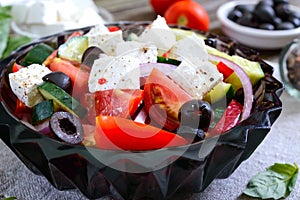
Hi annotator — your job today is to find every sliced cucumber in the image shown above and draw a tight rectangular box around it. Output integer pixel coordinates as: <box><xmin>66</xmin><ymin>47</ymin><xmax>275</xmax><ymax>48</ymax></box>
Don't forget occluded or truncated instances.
<box><xmin>31</xmin><ymin>100</ymin><xmax>54</xmax><ymax>125</ymax></box>
<box><xmin>203</xmin><ymin>81</ymin><xmax>235</xmax><ymax>104</ymax></box>
<box><xmin>157</xmin><ymin>56</ymin><xmax>181</xmax><ymax>66</ymax></box>
<box><xmin>58</xmin><ymin>36</ymin><xmax>88</xmax><ymax>63</ymax></box>
<box><xmin>38</xmin><ymin>82</ymin><xmax>87</xmax><ymax>118</ymax></box>
<box><xmin>21</xmin><ymin>43</ymin><xmax>54</xmax><ymax>67</ymax></box>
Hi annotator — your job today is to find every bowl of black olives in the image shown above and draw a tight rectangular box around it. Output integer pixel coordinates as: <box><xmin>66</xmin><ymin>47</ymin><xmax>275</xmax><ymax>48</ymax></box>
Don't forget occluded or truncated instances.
<box><xmin>217</xmin><ymin>0</ymin><xmax>300</xmax><ymax>50</ymax></box>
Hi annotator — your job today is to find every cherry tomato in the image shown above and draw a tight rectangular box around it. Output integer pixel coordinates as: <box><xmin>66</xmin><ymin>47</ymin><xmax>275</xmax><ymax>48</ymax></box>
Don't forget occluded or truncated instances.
<box><xmin>150</xmin><ymin>0</ymin><xmax>190</xmax><ymax>15</ymax></box>
<box><xmin>164</xmin><ymin>0</ymin><xmax>210</xmax><ymax>31</ymax></box>
<box><xmin>94</xmin><ymin>115</ymin><xmax>188</xmax><ymax>150</ymax></box>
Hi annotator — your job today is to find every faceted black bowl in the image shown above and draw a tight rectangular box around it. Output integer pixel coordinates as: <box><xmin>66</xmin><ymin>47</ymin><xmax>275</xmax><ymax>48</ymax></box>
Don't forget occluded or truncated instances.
<box><xmin>0</xmin><ymin>22</ymin><xmax>283</xmax><ymax>199</ymax></box>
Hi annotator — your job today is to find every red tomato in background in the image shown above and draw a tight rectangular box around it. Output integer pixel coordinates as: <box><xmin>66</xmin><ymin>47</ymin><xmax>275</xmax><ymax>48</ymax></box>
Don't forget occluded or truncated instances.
<box><xmin>164</xmin><ymin>0</ymin><xmax>210</xmax><ymax>31</ymax></box>
<box><xmin>149</xmin><ymin>0</ymin><xmax>190</xmax><ymax>15</ymax></box>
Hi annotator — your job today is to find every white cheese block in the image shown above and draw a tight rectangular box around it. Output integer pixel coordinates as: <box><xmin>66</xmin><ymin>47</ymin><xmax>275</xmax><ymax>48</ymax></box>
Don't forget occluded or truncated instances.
<box><xmin>9</xmin><ymin>64</ymin><xmax>51</xmax><ymax>108</ymax></box>
<box><xmin>169</xmin><ymin>60</ymin><xmax>223</xmax><ymax>99</ymax></box>
<box><xmin>116</xmin><ymin>41</ymin><xmax>158</xmax><ymax>64</ymax></box>
<box><xmin>86</xmin><ymin>27</ymin><xmax>123</xmax><ymax>56</ymax></box>
<box><xmin>88</xmin><ymin>55</ymin><xmax>141</xmax><ymax>93</ymax></box>
<box><xmin>168</xmin><ymin>34</ymin><xmax>223</xmax><ymax>98</ymax></box>
<box><xmin>138</xmin><ymin>16</ymin><xmax>176</xmax><ymax>51</ymax></box>
<box><xmin>169</xmin><ymin>33</ymin><xmax>209</xmax><ymax>63</ymax></box>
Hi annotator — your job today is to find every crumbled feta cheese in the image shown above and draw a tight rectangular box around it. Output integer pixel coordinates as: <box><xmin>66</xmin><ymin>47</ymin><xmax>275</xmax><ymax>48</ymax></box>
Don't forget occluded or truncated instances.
<box><xmin>169</xmin><ymin>33</ymin><xmax>209</xmax><ymax>63</ymax></box>
<box><xmin>9</xmin><ymin>64</ymin><xmax>51</xmax><ymax>108</ymax></box>
<box><xmin>88</xmin><ymin>56</ymin><xmax>141</xmax><ymax>93</ymax></box>
<box><xmin>169</xmin><ymin>60</ymin><xmax>223</xmax><ymax>99</ymax></box>
<box><xmin>86</xmin><ymin>26</ymin><xmax>123</xmax><ymax>56</ymax></box>
<box><xmin>116</xmin><ymin>41</ymin><xmax>158</xmax><ymax>63</ymax></box>
<box><xmin>138</xmin><ymin>16</ymin><xmax>176</xmax><ymax>51</ymax></box>
<box><xmin>168</xmin><ymin>34</ymin><xmax>223</xmax><ymax>98</ymax></box>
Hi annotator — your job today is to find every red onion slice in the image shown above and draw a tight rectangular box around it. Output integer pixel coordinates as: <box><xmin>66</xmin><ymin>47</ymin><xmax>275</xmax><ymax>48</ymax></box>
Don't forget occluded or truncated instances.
<box><xmin>208</xmin><ymin>54</ymin><xmax>253</xmax><ymax>121</ymax></box>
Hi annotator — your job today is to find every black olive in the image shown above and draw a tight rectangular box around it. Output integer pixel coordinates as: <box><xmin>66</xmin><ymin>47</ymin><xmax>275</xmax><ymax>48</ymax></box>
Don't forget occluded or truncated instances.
<box><xmin>236</xmin><ymin>12</ymin><xmax>256</xmax><ymax>27</ymax></box>
<box><xmin>234</xmin><ymin>4</ymin><xmax>255</xmax><ymax>14</ymax></box>
<box><xmin>276</xmin><ymin>21</ymin><xmax>295</xmax><ymax>30</ymax></box>
<box><xmin>81</xmin><ymin>46</ymin><xmax>104</xmax><ymax>67</ymax></box>
<box><xmin>42</xmin><ymin>72</ymin><xmax>72</xmax><ymax>94</ymax></box>
<box><xmin>50</xmin><ymin>111</ymin><xmax>84</xmax><ymax>144</ymax></box>
<box><xmin>259</xmin><ymin>23</ymin><xmax>275</xmax><ymax>30</ymax></box>
<box><xmin>178</xmin><ymin>99</ymin><xmax>213</xmax><ymax>132</ymax></box>
<box><xmin>228</xmin><ymin>9</ymin><xmax>243</xmax><ymax>22</ymax></box>
<box><xmin>275</xmin><ymin>3</ymin><xmax>291</xmax><ymax>20</ymax></box>
<box><xmin>254</xmin><ymin>4</ymin><xmax>276</xmax><ymax>23</ymax></box>
<box><xmin>204</xmin><ymin>38</ymin><xmax>217</xmax><ymax>48</ymax></box>
<box><xmin>176</xmin><ymin>125</ymin><xmax>206</xmax><ymax>143</ymax></box>
<box><xmin>273</xmin><ymin>17</ymin><xmax>283</xmax><ymax>26</ymax></box>
<box><xmin>288</xmin><ymin>16</ymin><xmax>300</xmax><ymax>27</ymax></box>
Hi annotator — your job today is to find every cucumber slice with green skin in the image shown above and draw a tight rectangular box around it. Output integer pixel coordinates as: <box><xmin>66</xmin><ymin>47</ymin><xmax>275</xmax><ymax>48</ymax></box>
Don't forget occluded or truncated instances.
<box><xmin>58</xmin><ymin>36</ymin><xmax>88</xmax><ymax>63</ymax></box>
<box><xmin>21</xmin><ymin>43</ymin><xmax>54</xmax><ymax>67</ymax></box>
<box><xmin>203</xmin><ymin>81</ymin><xmax>235</xmax><ymax>104</ymax></box>
<box><xmin>31</xmin><ymin>100</ymin><xmax>54</xmax><ymax>125</ymax></box>
<box><xmin>38</xmin><ymin>82</ymin><xmax>87</xmax><ymax>118</ymax></box>
<box><xmin>157</xmin><ymin>56</ymin><xmax>181</xmax><ymax>66</ymax></box>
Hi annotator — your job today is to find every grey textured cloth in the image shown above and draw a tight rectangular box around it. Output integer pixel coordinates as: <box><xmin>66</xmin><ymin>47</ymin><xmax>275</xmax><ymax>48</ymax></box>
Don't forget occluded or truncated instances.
<box><xmin>1</xmin><ymin>70</ymin><xmax>300</xmax><ymax>200</ymax></box>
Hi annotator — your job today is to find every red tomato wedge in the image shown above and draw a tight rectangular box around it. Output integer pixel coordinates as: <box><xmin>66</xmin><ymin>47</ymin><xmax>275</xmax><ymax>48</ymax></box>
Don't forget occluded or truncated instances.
<box><xmin>81</xmin><ymin>89</ymin><xmax>144</xmax><ymax>125</ymax></box>
<box><xmin>49</xmin><ymin>58</ymin><xmax>89</xmax><ymax>97</ymax></box>
<box><xmin>144</xmin><ymin>68</ymin><xmax>192</xmax><ymax>131</ymax></box>
<box><xmin>43</xmin><ymin>50</ymin><xmax>58</xmax><ymax>67</ymax></box>
<box><xmin>210</xmin><ymin>99</ymin><xmax>243</xmax><ymax>135</ymax></box>
<box><xmin>94</xmin><ymin>115</ymin><xmax>188</xmax><ymax>150</ymax></box>
<box><xmin>94</xmin><ymin>89</ymin><xmax>143</xmax><ymax>118</ymax></box>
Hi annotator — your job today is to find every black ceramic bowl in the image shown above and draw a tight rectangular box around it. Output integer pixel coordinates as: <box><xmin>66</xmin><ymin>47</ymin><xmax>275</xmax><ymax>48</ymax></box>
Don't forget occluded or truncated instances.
<box><xmin>0</xmin><ymin>22</ymin><xmax>283</xmax><ymax>199</ymax></box>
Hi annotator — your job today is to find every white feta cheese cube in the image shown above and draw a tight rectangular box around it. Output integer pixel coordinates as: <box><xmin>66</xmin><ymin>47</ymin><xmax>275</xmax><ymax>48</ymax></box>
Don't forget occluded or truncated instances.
<box><xmin>9</xmin><ymin>64</ymin><xmax>51</xmax><ymax>108</ymax></box>
<box><xmin>86</xmin><ymin>26</ymin><xmax>123</xmax><ymax>56</ymax></box>
<box><xmin>88</xmin><ymin>55</ymin><xmax>141</xmax><ymax>93</ymax></box>
<box><xmin>138</xmin><ymin>16</ymin><xmax>176</xmax><ymax>51</ymax></box>
<box><xmin>169</xmin><ymin>60</ymin><xmax>223</xmax><ymax>99</ymax></box>
<box><xmin>116</xmin><ymin>41</ymin><xmax>158</xmax><ymax>63</ymax></box>
<box><xmin>169</xmin><ymin>33</ymin><xmax>209</xmax><ymax>63</ymax></box>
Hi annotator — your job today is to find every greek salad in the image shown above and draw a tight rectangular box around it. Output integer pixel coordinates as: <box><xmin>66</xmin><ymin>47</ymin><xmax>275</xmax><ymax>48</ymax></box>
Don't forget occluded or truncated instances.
<box><xmin>8</xmin><ymin>16</ymin><xmax>265</xmax><ymax>151</ymax></box>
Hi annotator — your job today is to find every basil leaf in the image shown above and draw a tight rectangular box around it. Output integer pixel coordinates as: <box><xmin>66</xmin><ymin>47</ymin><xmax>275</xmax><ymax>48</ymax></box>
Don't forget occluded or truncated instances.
<box><xmin>2</xmin><ymin>35</ymin><xmax>31</xmax><ymax>59</ymax></box>
<box><xmin>0</xmin><ymin>6</ymin><xmax>11</xmax><ymax>59</ymax></box>
<box><xmin>243</xmin><ymin>163</ymin><xmax>299</xmax><ymax>199</ymax></box>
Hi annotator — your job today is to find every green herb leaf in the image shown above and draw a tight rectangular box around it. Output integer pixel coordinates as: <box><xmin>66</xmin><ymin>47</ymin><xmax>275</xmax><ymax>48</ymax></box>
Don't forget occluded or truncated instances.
<box><xmin>2</xmin><ymin>35</ymin><xmax>31</xmax><ymax>59</ymax></box>
<box><xmin>243</xmin><ymin>163</ymin><xmax>299</xmax><ymax>199</ymax></box>
<box><xmin>0</xmin><ymin>5</ymin><xmax>12</xmax><ymax>59</ymax></box>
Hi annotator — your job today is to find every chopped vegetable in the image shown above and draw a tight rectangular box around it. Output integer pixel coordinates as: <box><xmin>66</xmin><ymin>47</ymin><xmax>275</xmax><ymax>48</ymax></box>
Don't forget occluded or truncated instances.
<box><xmin>94</xmin><ymin>115</ymin><xmax>188</xmax><ymax>150</ymax></box>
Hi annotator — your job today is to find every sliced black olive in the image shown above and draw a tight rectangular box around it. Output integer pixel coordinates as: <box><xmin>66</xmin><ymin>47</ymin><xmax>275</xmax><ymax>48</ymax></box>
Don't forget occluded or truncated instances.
<box><xmin>81</xmin><ymin>46</ymin><xmax>104</xmax><ymax>67</ymax></box>
<box><xmin>50</xmin><ymin>111</ymin><xmax>84</xmax><ymax>144</ymax></box>
<box><xmin>42</xmin><ymin>71</ymin><xmax>72</xmax><ymax>94</ymax></box>
<box><xmin>178</xmin><ymin>99</ymin><xmax>213</xmax><ymax>132</ymax></box>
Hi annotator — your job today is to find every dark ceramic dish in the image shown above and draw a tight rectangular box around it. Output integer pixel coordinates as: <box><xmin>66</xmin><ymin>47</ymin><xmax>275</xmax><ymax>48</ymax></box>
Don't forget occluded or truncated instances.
<box><xmin>0</xmin><ymin>22</ymin><xmax>283</xmax><ymax>199</ymax></box>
